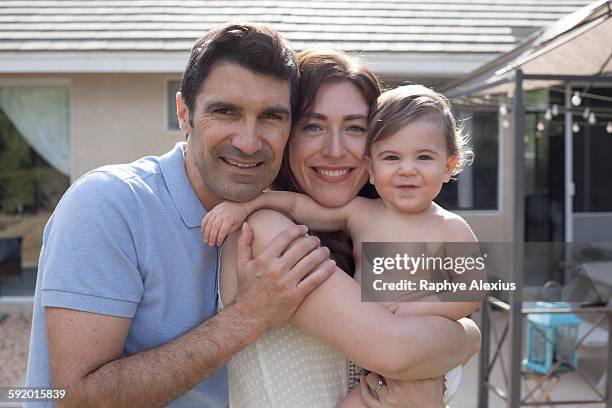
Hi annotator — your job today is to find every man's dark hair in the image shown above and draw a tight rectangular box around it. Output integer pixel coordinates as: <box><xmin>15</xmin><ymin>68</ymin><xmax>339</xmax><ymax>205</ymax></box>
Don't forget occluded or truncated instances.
<box><xmin>180</xmin><ymin>23</ymin><xmax>298</xmax><ymax>124</ymax></box>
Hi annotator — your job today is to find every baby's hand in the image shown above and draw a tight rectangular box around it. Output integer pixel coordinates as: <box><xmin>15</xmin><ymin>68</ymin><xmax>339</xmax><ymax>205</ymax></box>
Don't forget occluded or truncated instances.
<box><xmin>201</xmin><ymin>201</ymin><xmax>250</xmax><ymax>246</ymax></box>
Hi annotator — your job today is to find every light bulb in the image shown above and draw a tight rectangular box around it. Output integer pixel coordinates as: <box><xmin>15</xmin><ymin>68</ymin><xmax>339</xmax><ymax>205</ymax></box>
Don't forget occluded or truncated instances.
<box><xmin>537</xmin><ymin>121</ymin><xmax>545</xmax><ymax>131</ymax></box>
<box><xmin>499</xmin><ymin>103</ymin><xmax>508</xmax><ymax>116</ymax></box>
<box><xmin>572</xmin><ymin>122</ymin><xmax>580</xmax><ymax>133</ymax></box>
<box><xmin>588</xmin><ymin>112</ymin><xmax>596</xmax><ymax>125</ymax></box>
<box><xmin>552</xmin><ymin>104</ymin><xmax>559</xmax><ymax>116</ymax></box>
<box><xmin>571</xmin><ymin>91</ymin><xmax>582</xmax><ymax>106</ymax></box>
<box><xmin>544</xmin><ymin>109</ymin><xmax>552</xmax><ymax>121</ymax></box>
<box><xmin>583</xmin><ymin>107</ymin><xmax>590</xmax><ymax>119</ymax></box>
<box><xmin>607</xmin><ymin>122</ymin><xmax>612</xmax><ymax>134</ymax></box>
<box><xmin>502</xmin><ymin>119</ymin><xmax>510</xmax><ymax>128</ymax></box>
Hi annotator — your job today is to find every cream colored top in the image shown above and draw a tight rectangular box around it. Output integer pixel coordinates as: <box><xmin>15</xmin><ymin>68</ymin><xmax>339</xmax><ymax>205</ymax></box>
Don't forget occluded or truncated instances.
<box><xmin>217</xmin><ymin>258</ymin><xmax>348</xmax><ymax>407</ymax></box>
<box><xmin>226</xmin><ymin>321</ymin><xmax>349</xmax><ymax>408</ymax></box>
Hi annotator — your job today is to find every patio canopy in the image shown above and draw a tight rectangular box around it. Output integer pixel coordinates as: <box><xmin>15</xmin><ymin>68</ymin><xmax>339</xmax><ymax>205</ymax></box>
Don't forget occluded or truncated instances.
<box><xmin>445</xmin><ymin>0</ymin><xmax>612</xmax><ymax>97</ymax></box>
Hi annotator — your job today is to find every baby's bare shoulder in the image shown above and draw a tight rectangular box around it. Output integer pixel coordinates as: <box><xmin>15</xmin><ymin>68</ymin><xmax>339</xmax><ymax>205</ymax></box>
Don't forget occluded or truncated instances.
<box><xmin>433</xmin><ymin>204</ymin><xmax>476</xmax><ymax>241</ymax></box>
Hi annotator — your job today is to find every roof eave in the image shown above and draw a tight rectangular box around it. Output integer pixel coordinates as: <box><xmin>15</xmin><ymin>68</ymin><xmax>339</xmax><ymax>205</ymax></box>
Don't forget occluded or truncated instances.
<box><xmin>0</xmin><ymin>50</ymin><xmax>499</xmax><ymax>77</ymax></box>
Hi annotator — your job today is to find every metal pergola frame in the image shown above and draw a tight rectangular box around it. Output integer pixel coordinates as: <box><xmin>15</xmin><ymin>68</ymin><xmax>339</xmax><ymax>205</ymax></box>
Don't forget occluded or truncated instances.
<box><xmin>452</xmin><ymin>71</ymin><xmax>612</xmax><ymax>408</ymax></box>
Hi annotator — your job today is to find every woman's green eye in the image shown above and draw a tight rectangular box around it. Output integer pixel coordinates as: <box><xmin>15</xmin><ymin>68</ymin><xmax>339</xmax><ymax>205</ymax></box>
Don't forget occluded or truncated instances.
<box><xmin>304</xmin><ymin>123</ymin><xmax>322</xmax><ymax>132</ymax></box>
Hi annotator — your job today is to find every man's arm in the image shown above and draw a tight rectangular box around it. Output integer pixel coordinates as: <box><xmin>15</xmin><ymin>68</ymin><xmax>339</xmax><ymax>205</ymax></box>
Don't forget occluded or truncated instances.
<box><xmin>47</xmin><ymin>303</ymin><xmax>261</xmax><ymax>407</ymax></box>
<box><xmin>48</xmin><ymin>223</ymin><xmax>335</xmax><ymax>408</ymax></box>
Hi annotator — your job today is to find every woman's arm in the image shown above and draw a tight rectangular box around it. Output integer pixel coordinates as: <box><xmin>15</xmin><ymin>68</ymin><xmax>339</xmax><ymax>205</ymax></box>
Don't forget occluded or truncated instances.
<box><xmin>202</xmin><ymin>191</ymin><xmax>356</xmax><ymax>245</ymax></box>
<box><xmin>242</xmin><ymin>209</ymin><xmax>481</xmax><ymax>380</ymax></box>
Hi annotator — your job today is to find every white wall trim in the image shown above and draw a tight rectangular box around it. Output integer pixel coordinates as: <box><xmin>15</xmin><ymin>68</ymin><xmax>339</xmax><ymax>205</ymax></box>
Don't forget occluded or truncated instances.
<box><xmin>0</xmin><ymin>52</ymin><xmax>189</xmax><ymax>74</ymax></box>
<box><xmin>0</xmin><ymin>77</ymin><xmax>71</xmax><ymax>86</ymax></box>
<box><xmin>455</xmin><ymin>210</ymin><xmax>502</xmax><ymax>216</ymax></box>
<box><xmin>0</xmin><ymin>296</ymin><xmax>35</xmax><ymax>304</ymax></box>
<box><xmin>359</xmin><ymin>52</ymin><xmax>498</xmax><ymax>77</ymax></box>
<box><xmin>0</xmin><ymin>51</ymin><xmax>497</xmax><ymax>77</ymax></box>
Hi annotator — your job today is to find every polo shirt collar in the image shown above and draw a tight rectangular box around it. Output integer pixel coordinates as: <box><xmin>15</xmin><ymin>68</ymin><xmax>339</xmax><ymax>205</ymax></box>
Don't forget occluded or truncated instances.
<box><xmin>159</xmin><ymin>142</ymin><xmax>205</xmax><ymax>228</ymax></box>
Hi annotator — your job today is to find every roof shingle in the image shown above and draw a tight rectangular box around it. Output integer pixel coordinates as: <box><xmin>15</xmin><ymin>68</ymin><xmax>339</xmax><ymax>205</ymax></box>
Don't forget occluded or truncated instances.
<box><xmin>0</xmin><ymin>0</ymin><xmax>595</xmax><ymax>53</ymax></box>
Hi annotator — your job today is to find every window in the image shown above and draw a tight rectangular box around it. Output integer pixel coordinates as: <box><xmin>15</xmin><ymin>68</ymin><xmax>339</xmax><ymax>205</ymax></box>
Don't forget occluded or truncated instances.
<box><xmin>0</xmin><ymin>86</ymin><xmax>70</xmax><ymax>273</ymax></box>
<box><xmin>167</xmin><ymin>80</ymin><xmax>181</xmax><ymax>131</ymax></box>
<box><xmin>436</xmin><ymin>111</ymin><xmax>499</xmax><ymax>210</ymax></box>
<box><xmin>572</xmin><ymin>87</ymin><xmax>612</xmax><ymax>213</ymax></box>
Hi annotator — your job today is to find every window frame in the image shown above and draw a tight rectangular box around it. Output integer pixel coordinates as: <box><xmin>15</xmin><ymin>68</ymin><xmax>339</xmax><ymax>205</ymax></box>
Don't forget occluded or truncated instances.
<box><xmin>448</xmin><ymin>106</ymin><xmax>502</xmax><ymax>214</ymax></box>
<box><xmin>165</xmin><ymin>78</ymin><xmax>182</xmax><ymax>133</ymax></box>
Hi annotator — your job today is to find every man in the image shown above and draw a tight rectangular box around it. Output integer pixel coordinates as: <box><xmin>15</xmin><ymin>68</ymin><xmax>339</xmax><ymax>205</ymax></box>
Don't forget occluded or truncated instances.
<box><xmin>25</xmin><ymin>24</ymin><xmax>335</xmax><ymax>407</ymax></box>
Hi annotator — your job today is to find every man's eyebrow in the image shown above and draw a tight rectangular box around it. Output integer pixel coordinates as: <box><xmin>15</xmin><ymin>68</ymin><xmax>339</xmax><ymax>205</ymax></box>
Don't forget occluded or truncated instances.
<box><xmin>203</xmin><ymin>101</ymin><xmax>240</xmax><ymax>111</ymax></box>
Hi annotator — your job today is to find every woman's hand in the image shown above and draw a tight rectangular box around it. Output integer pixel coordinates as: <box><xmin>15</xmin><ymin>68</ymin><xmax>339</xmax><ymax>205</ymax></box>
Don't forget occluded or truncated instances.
<box><xmin>360</xmin><ymin>373</ymin><xmax>445</xmax><ymax>408</ymax></box>
<box><xmin>201</xmin><ymin>201</ymin><xmax>251</xmax><ymax>245</ymax></box>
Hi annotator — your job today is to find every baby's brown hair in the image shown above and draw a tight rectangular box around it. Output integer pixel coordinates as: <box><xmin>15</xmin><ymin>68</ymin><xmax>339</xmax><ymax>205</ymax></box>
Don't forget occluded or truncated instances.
<box><xmin>367</xmin><ymin>84</ymin><xmax>473</xmax><ymax>175</ymax></box>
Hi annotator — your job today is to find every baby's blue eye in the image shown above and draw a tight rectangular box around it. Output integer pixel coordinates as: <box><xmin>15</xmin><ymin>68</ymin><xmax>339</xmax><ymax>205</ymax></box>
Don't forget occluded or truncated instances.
<box><xmin>417</xmin><ymin>155</ymin><xmax>433</xmax><ymax>160</ymax></box>
<box><xmin>383</xmin><ymin>155</ymin><xmax>400</xmax><ymax>161</ymax></box>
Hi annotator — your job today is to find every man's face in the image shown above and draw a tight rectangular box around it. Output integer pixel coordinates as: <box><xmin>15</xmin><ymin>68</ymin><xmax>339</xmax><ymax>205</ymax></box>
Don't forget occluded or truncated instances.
<box><xmin>178</xmin><ymin>62</ymin><xmax>292</xmax><ymax>208</ymax></box>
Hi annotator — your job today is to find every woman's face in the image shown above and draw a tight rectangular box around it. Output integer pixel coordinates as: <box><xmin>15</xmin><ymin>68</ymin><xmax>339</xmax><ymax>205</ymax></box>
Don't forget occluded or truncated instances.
<box><xmin>288</xmin><ymin>81</ymin><xmax>370</xmax><ymax>207</ymax></box>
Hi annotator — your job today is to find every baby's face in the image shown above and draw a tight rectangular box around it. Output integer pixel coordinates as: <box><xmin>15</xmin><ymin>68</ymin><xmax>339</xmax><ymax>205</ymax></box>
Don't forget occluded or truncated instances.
<box><xmin>365</xmin><ymin>119</ymin><xmax>457</xmax><ymax>213</ymax></box>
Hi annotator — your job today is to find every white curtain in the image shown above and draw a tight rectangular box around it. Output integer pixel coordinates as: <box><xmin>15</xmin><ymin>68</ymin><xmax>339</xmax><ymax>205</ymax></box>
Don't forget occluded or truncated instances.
<box><xmin>0</xmin><ymin>86</ymin><xmax>70</xmax><ymax>176</ymax></box>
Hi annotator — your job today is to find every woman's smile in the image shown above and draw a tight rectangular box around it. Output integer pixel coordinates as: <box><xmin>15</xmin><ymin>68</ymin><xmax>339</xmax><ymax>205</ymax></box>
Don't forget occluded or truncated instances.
<box><xmin>312</xmin><ymin>166</ymin><xmax>355</xmax><ymax>181</ymax></box>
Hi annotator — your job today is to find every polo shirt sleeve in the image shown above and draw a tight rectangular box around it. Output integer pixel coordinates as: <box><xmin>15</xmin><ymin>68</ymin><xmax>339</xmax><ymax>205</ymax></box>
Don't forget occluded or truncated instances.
<box><xmin>40</xmin><ymin>171</ymin><xmax>145</xmax><ymax>318</ymax></box>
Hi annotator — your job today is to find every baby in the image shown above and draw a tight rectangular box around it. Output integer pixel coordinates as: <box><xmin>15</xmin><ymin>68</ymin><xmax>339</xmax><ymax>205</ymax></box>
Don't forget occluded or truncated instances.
<box><xmin>203</xmin><ymin>84</ymin><xmax>483</xmax><ymax>404</ymax></box>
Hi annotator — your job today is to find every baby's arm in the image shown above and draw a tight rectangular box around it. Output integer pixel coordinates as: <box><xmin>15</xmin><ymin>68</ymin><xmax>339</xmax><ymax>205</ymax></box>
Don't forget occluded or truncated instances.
<box><xmin>387</xmin><ymin>215</ymin><xmax>484</xmax><ymax>321</ymax></box>
<box><xmin>202</xmin><ymin>191</ymin><xmax>356</xmax><ymax>245</ymax></box>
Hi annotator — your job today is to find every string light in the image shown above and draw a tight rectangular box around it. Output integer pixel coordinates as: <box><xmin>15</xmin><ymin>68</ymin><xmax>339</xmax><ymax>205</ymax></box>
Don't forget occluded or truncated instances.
<box><xmin>571</xmin><ymin>91</ymin><xmax>582</xmax><ymax>106</ymax></box>
<box><xmin>544</xmin><ymin>109</ymin><xmax>552</xmax><ymax>121</ymax></box>
<box><xmin>607</xmin><ymin>122</ymin><xmax>612</xmax><ymax>134</ymax></box>
<box><xmin>537</xmin><ymin>121</ymin><xmax>545</xmax><ymax>131</ymax></box>
<box><xmin>502</xmin><ymin>119</ymin><xmax>510</xmax><ymax>128</ymax></box>
<box><xmin>499</xmin><ymin>103</ymin><xmax>508</xmax><ymax>116</ymax></box>
<box><xmin>582</xmin><ymin>107</ymin><xmax>590</xmax><ymax>119</ymax></box>
<box><xmin>588</xmin><ymin>112</ymin><xmax>597</xmax><ymax>125</ymax></box>
<box><xmin>552</xmin><ymin>104</ymin><xmax>559</xmax><ymax>116</ymax></box>
<box><xmin>572</xmin><ymin>122</ymin><xmax>580</xmax><ymax>133</ymax></box>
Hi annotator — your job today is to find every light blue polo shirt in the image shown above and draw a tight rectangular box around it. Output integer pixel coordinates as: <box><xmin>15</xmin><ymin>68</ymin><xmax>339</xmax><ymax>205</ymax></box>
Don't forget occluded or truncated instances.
<box><xmin>25</xmin><ymin>143</ymin><xmax>228</xmax><ymax>407</ymax></box>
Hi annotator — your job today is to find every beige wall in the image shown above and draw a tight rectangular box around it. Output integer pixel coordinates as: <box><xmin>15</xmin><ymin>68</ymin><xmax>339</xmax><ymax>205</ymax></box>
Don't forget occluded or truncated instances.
<box><xmin>71</xmin><ymin>74</ymin><xmax>183</xmax><ymax>178</ymax></box>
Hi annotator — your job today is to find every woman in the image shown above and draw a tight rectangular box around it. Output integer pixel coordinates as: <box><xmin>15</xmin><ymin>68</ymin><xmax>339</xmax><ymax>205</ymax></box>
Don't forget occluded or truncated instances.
<box><xmin>218</xmin><ymin>49</ymin><xmax>480</xmax><ymax>407</ymax></box>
